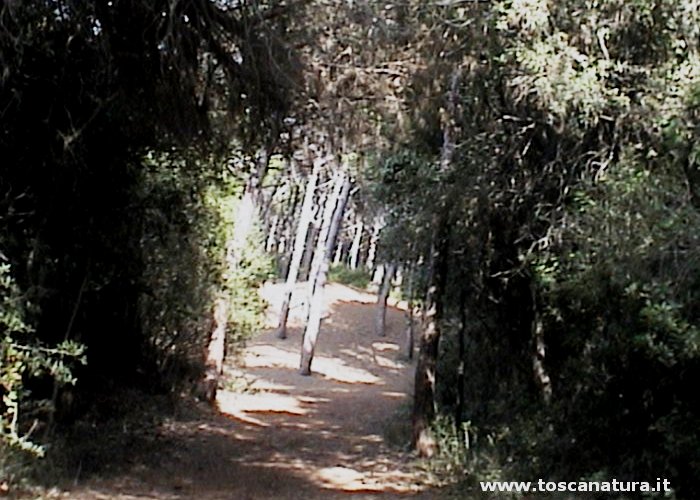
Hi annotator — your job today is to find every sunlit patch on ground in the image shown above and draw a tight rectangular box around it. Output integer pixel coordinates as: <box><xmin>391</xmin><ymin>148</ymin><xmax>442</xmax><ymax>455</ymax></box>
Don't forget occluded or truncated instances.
<box><xmin>244</xmin><ymin>343</ymin><xmax>301</xmax><ymax>369</ymax></box>
<box><xmin>313</xmin><ymin>464</ymin><xmax>423</xmax><ymax>494</ymax></box>
<box><xmin>381</xmin><ymin>391</ymin><xmax>409</xmax><ymax>399</ymax></box>
<box><xmin>309</xmin><ymin>355</ymin><xmax>382</xmax><ymax>384</ymax></box>
<box><xmin>216</xmin><ymin>389</ymin><xmax>332</xmax><ymax>428</ymax></box>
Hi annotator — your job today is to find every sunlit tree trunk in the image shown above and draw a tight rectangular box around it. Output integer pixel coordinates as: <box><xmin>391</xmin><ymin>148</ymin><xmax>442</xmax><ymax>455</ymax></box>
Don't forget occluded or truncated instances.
<box><xmin>198</xmin><ymin>296</ymin><xmax>228</xmax><ymax>402</ymax></box>
<box><xmin>266</xmin><ymin>165</ymin><xmax>298</xmax><ymax>256</ymax></box>
<box><xmin>349</xmin><ymin>221</ymin><xmax>363</xmax><ymax>269</ymax></box>
<box><xmin>276</xmin><ymin>179</ymin><xmax>302</xmax><ymax>277</ymax></box>
<box><xmin>375</xmin><ymin>261</ymin><xmax>397</xmax><ymax>337</ymax></box>
<box><xmin>333</xmin><ymin>238</ymin><xmax>345</xmax><ymax>264</ymax></box>
<box><xmin>305</xmin><ymin>169</ymin><xmax>345</xmax><ymax>316</ymax></box>
<box><xmin>300</xmin><ymin>221</ymin><xmax>319</xmax><ymax>281</ymax></box>
<box><xmin>366</xmin><ymin>223</ymin><xmax>380</xmax><ymax>271</ymax></box>
<box><xmin>276</xmin><ymin>159</ymin><xmax>320</xmax><ymax>339</ymax></box>
<box><xmin>300</xmin><ymin>171</ymin><xmax>351</xmax><ymax>375</ymax></box>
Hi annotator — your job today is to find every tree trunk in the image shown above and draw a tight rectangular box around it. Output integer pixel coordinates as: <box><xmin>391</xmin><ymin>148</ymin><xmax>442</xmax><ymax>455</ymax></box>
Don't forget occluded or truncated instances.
<box><xmin>276</xmin><ymin>160</ymin><xmax>320</xmax><ymax>339</ymax></box>
<box><xmin>375</xmin><ymin>261</ymin><xmax>397</xmax><ymax>337</ymax></box>
<box><xmin>198</xmin><ymin>297</ymin><xmax>228</xmax><ymax>402</ymax></box>
<box><xmin>305</xmin><ymin>170</ymin><xmax>345</xmax><ymax>316</ymax></box>
<box><xmin>403</xmin><ymin>263</ymin><xmax>416</xmax><ymax>360</ymax></box>
<box><xmin>455</xmin><ymin>290</ymin><xmax>467</xmax><ymax>443</ymax></box>
<box><xmin>279</xmin><ymin>179</ymin><xmax>301</xmax><ymax>256</ymax></box>
<box><xmin>333</xmin><ymin>238</ymin><xmax>345</xmax><ymax>264</ymax></box>
<box><xmin>366</xmin><ymin>223</ymin><xmax>380</xmax><ymax>271</ymax></box>
<box><xmin>265</xmin><ymin>213</ymin><xmax>279</xmax><ymax>253</ymax></box>
<box><xmin>300</xmin><ymin>172</ymin><xmax>352</xmax><ymax>375</ymax></box>
<box><xmin>412</xmin><ymin>220</ymin><xmax>449</xmax><ymax>457</ymax></box>
<box><xmin>531</xmin><ymin>282</ymin><xmax>552</xmax><ymax>403</ymax></box>
<box><xmin>300</xmin><ymin>222</ymin><xmax>319</xmax><ymax>281</ymax></box>
<box><xmin>412</xmin><ymin>67</ymin><xmax>461</xmax><ymax>457</ymax></box>
<box><xmin>349</xmin><ymin>221</ymin><xmax>363</xmax><ymax>269</ymax></box>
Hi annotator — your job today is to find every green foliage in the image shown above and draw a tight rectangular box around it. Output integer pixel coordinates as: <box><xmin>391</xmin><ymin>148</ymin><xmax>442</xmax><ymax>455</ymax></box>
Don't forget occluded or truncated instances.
<box><xmin>1</xmin><ymin>263</ymin><xmax>85</xmax><ymax>459</ymax></box>
<box><xmin>366</xmin><ymin>0</ymin><xmax>700</xmax><ymax>496</ymax></box>
<box><xmin>136</xmin><ymin>151</ymin><xmax>231</xmax><ymax>384</ymax></box>
<box><xmin>136</xmin><ymin>150</ymin><xmax>273</xmax><ymax>377</ymax></box>
<box><xmin>224</xmin><ymin>215</ymin><xmax>274</xmax><ymax>352</ymax></box>
<box><xmin>0</xmin><ymin>0</ymin><xmax>300</xmax><ymax>398</ymax></box>
<box><xmin>425</xmin><ymin>415</ymin><xmax>470</xmax><ymax>481</ymax></box>
<box><xmin>327</xmin><ymin>264</ymin><xmax>371</xmax><ymax>290</ymax></box>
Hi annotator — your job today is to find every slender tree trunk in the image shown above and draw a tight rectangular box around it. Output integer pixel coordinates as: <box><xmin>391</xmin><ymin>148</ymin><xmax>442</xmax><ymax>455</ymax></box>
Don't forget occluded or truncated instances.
<box><xmin>403</xmin><ymin>263</ymin><xmax>416</xmax><ymax>360</ymax></box>
<box><xmin>412</xmin><ymin>67</ymin><xmax>461</xmax><ymax>456</ymax></box>
<box><xmin>276</xmin><ymin>160</ymin><xmax>320</xmax><ymax>339</ymax></box>
<box><xmin>531</xmin><ymin>282</ymin><xmax>552</xmax><ymax>403</ymax></box>
<box><xmin>300</xmin><ymin>222</ymin><xmax>319</xmax><ymax>281</ymax></box>
<box><xmin>375</xmin><ymin>261</ymin><xmax>397</xmax><ymax>337</ymax></box>
<box><xmin>412</xmin><ymin>220</ymin><xmax>449</xmax><ymax>457</ymax></box>
<box><xmin>333</xmin><ymin>238</ymin><xmax>345</xmax><ymax>264</ymax></box>
<box><xmin>366</xmin><ymin>223</ymin><xmax>380</xmax><ymax>271</ymax></box>
<box><xmin>265</xmin><ymin>213</ymin><xmax>279</xmax><ymax>253</ymax></box>
<box><xmin>198</xmin><ymin>297</ymin><xmax>228</xmax><ymax>402</ymax></box>
<box><xmin>263</xmin><ymin>174</ymin><xmax>292</xmax><ymax>254</ymax></box>
<box><xmin>305</xmin><ymin>170</ymin><xmax>345</xmax><ymax>316</ymax></box>
<box><xmin>300</xmin><ymin>172</ymin><xmax>352</xmax><ymax>375</ymax></box>
<box><xmin>349</xmin><ymin>221</ymin><xmax>363</xmax><ymax>269</ymax></box>
<box><xmin>455</xmin><ymin>290</ymin><xmax>467</xmax><ymax>442</ymax></box>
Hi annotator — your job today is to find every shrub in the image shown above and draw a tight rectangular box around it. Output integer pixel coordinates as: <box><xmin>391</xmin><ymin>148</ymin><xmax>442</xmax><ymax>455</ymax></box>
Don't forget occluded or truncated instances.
<box><xmin>328</xmin><ymin>264</ymin><xmax>371</xmax><ymax>289</ymax></box>
<box><xmin>1</xmin><ymin>262</ymin><xmax>85</xmax><ymax>476</ymax></box>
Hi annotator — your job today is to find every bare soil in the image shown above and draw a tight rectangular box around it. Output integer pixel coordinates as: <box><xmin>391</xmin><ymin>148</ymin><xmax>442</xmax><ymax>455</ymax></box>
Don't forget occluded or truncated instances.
<box><xmin>52</xmin><ymin>282</ymin><xmax>436</xmax><ymax>499</ymax></box>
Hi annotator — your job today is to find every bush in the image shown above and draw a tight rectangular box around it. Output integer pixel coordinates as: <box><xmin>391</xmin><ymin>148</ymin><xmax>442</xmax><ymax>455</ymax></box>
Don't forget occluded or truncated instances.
<box><xmin>328</xmin><ymin>264</ymin><xmax>371</xmax><ymax>289</ymax></box>
<box><xmin>223</xmin><ymin>208</ymin><xmax>274</xmax><ymax>353</ymax></box>
<box><xmin>1</xmin><ymin>262</ymin><xmax>85</xmax><ymax>484</ymax></box>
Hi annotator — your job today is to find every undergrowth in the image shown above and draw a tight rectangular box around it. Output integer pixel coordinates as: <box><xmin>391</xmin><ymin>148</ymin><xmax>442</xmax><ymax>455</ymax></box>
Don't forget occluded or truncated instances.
<box><xmin>328</xmin><ymin>264</ymin><xmax>371</xmax><ymax>290</ymax></box>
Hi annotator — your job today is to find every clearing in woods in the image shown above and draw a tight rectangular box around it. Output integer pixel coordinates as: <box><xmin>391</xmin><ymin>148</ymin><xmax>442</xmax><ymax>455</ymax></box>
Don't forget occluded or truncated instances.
<box><xmin>64</xmin><ymin>282</ymin><xmax>437</xmax><ymax>499</ymax></box>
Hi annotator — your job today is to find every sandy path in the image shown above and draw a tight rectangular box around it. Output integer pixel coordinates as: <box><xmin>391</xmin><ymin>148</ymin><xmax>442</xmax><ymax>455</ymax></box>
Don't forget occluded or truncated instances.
<box><xmin>63</xmin><ymin>283</ymin><xmax>433</xmax><ymax>499</ymax></box>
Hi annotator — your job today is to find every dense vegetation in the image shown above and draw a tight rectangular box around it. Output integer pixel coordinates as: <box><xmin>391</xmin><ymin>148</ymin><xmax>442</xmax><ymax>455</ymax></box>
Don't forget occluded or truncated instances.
<box><xmin>366</xmin><ymin>1</ymin><xmax>700</xmax><ymax>495</ymax></box>
<box><xmin>1</xmin><ymin>0</ymin><xmax>699</xmax><ymax>498</ymax></box>
<box><xmin>0</xmin><ymin>0</ymin><xmax>295</xmax><ymax>467</ymax></box>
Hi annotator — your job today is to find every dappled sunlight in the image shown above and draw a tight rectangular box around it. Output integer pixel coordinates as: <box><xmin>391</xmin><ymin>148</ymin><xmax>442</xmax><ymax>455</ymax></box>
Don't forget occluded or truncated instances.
<box><xmin>64</xmin><ymin>283</ymin><xmax>427</xmax><ymax>499</ymax></box>
<box><xmin>56</xmin><ymin>283</ymin><xmax>431</xmax><ymax>500</ymax></box>
<box><xmin>313</xmin><ymin>464</ymin><xmax>423</xmax><ymax>494</ymax></box>
<box><xmin>373</xmin><ymin>341</ymin><xmax>399</xmax><ymax>352</ymax></box>
<box><xmin>338</xmin><ymin>345</ymin><xmax>405</xmax><ymax>371</ymax></box>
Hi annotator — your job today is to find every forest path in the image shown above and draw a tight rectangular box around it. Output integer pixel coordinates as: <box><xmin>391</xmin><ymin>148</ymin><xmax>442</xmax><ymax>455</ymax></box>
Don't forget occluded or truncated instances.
<box><xmin>65</xmin><ymin>282</ymin><xmax>435</xmax><ymax>499</ymax></box>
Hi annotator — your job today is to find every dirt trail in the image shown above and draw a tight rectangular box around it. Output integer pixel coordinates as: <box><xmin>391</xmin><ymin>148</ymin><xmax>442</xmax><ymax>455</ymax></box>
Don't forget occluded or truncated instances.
<box><xmin>64</xmin><ymin>283</ymin><xmax>434</xmax><ymax>499</ymax></box>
